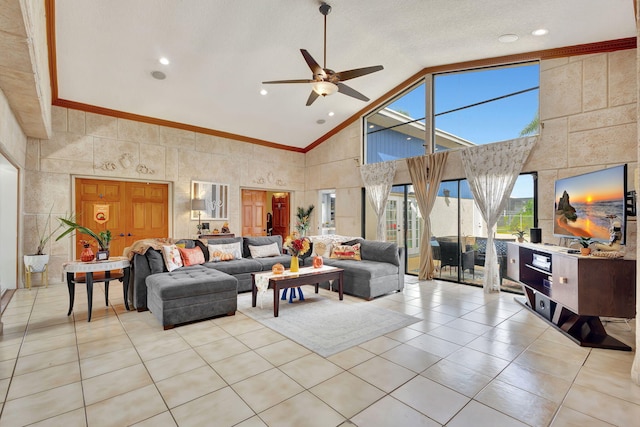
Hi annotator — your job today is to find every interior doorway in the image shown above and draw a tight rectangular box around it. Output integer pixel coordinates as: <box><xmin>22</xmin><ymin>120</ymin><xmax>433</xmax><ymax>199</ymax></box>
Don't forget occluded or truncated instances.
<box><xmin>271</xmin><ymin>192</ymin><xmax>290</xmax><ymax>241</ymax></box>
<box><xmin>75</xmin><ymin>178</ymin><xmax>169</xmax><ymax>257</ymax></box>
<box><xmin>241</xmin><ymin>189</ymin><xmax>291</xmax><ymax>238</ymax></box>
<box><xmin>241</xmin><ymin>190</ymin><xmax>267</xmax><ymax>236</ymax></box>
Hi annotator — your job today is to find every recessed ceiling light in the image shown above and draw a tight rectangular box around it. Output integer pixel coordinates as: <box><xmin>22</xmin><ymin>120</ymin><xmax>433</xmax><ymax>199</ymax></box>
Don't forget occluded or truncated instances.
<box><xmin>406</xmin><ymin>137</ymin><xmax>412</xmax><ymax>140</ymax></box>
<box><xmin>159</xmin><ymin>57</ymin><xmax>170</xmax><ymax>65</ymax></box>
<box><xmin>260</xmin><ymin>89</ymin><xmax>268</xmax><ymax>96</ymax></box>
<box><xmin>532</xmin><ymin>28</ymin><xmax>549</xmax><ymax>36</ymax></box>
<box><xmin>328</xmin><ymin>111</ymin><xmax>335</xmax><ymax>117</ymax></box>
<box><xmin>317</xmin><ymin>119</ymin><xmax>326</xmax><ymax>125</ymax></box>
<box><xmin>369</xmin><ymin>124</ymin><xmax>374</xmax><ymax>129</ymax></box>
<box><xmin>151</xmin><ymin>70</ymin><xmax>166</xmax><ymax>80</ymax></box>
<box><xmin>498</xmin><ymin>34</ymin><xmax>519</xmax><ymax>43</ymax></box>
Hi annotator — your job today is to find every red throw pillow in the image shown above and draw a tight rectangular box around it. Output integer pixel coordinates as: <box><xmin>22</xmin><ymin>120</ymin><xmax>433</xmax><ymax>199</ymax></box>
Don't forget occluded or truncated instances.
<box><xmin>178</xmin><ymin>246</ymin><xmax>205</xmax><ymax>266</ymax></box>
<box><xmin>330</xmin><ymin>243</ymin><xmax>361</xmax><ymax>260</ymax></box>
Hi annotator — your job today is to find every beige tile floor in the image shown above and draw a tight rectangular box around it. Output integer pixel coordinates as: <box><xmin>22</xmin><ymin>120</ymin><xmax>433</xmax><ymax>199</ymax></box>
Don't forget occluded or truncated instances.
<box><xmin>0</xmin><ymin>276</ymin><xmax>637</xmax><ymax>426</ymax></box>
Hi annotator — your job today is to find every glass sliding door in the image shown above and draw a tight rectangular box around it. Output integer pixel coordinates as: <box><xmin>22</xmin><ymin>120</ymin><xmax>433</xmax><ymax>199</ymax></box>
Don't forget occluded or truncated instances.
<box><xmin>377</xmin><ymin>185</ymin><xmax>419</xmax><ymax>276</ymax></box>
<box><xmin>430</xmin><ymin>174</ymin><xmax>535</xmax><ymax>292</ymax></box>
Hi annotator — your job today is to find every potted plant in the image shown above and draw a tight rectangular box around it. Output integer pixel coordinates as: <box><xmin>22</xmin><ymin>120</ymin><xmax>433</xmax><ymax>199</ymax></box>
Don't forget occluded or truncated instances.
<box><xmin>24</xmin><ymin>205</ymin><xmax>64</xmax><ymax>273</ymax></box>
<box><xmin>512</xmin><ymin>228</ymin><xmax>528</xmax><ymax>243</ymax></box>
<box><xmin>56</xmin><ymin>216</ymin><xmax>113</xmax><ymax>260</ymax></box>
<box><xmin>578</xmin><ymin>237</ymin><xmax>592</xmax><ymax>255</ymax></box>
<box><xmin>295</xmin><ymin>205</ymin><xmax>315</xmax><ymax>237</ymax></box>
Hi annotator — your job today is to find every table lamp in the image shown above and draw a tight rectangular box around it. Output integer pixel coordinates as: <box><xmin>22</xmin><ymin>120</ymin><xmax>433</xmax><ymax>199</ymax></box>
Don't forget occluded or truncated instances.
<box><xmin>191</xmin><ymin>199</ymin><xmax>206</xmax><ymax>234</ymax></box>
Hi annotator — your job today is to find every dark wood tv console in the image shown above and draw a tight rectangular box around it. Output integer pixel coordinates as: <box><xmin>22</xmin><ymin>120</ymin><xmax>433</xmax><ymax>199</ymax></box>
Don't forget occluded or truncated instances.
<box><xmin>506</xmin><ymin>242</ymin><xmax>635</xmax><ymax>351</ymax></box>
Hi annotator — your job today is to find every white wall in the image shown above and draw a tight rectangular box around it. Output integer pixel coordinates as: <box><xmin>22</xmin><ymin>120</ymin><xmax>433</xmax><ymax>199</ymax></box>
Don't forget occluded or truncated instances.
<box><xmin>0</xmin><ymin>154</ymin><xmax>18</xmax><ymax>293</ymax></box>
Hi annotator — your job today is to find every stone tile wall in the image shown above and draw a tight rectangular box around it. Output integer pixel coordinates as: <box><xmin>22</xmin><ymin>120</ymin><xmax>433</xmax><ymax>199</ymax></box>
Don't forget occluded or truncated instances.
<box><xmin>306</xmin><ymin>50</ymin><xmax>638</xmax><ymax>254</ymax></box>
<box><xmin>23</xmin><ymin>107</ymin><xmax>305</xmax><ymax>284</ymax></box>
<box><xmin>19</xmin><ymin>49</ymin><xmax>639</xmax><ymax>287</ymax></box>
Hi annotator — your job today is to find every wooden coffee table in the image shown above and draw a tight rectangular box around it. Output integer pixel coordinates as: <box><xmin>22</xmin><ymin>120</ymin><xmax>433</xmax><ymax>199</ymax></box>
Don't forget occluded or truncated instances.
<box><xmin>251</xmin><ymin>266</ymin><xmax>344</xmax><ymax>317</ymax></box>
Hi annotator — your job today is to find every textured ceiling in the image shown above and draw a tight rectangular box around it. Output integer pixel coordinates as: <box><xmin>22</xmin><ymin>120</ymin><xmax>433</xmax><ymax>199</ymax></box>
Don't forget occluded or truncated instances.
<box><xmin>53</xmin><ymin>0</ymin><xmax>637</xmax><ymax>149</ymax></box>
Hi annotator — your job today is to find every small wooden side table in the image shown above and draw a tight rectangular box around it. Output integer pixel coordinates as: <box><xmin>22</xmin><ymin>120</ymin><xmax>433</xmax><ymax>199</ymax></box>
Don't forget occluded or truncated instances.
<box><xmin>63</xmin><ymin>257</ymin><xmax>131</xmax><ymax>322</ymax></box>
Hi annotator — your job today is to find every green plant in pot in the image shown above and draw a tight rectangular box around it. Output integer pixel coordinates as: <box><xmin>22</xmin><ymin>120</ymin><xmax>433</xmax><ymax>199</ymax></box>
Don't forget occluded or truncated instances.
<box><xmin>25</xmin><ymin>205</ymin><xmax>64</xmax><ymax>273</ymax></box>
<box><xmin>512</xmin><ymin>228</ymin><xmax>528</xmax><ymax>243</ymax></box>
<box><xmin>577</xmin><ymin>237</ymin><xmax>592</xmax><ymax>255</ymax></box>
<box><xmin>56</xmin><ymin>217</ymin><xmax>112</xmax><ymax>259</ymax></box>
<box><xmin>295</xmin><ymin>205</ymin><xmax>315</xmax><ymax>237</ymax></box>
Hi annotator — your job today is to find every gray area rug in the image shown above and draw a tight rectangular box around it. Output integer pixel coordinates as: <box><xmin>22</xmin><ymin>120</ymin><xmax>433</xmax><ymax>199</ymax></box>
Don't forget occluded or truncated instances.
<box><xmin>237</xmin><ymin>291</ymin><xmax>420</xmax><ymax>357</ymax></box>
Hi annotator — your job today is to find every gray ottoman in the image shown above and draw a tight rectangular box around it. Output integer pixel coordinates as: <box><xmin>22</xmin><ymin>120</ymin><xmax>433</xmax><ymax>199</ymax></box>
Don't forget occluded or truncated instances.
<box><xmin>146</xmin><ymin>266</ymin><xmax>238</xmax><ymax>329</ymax></box>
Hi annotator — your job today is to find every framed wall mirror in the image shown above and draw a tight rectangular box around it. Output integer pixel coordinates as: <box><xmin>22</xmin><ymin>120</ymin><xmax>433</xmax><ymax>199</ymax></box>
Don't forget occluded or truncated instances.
<box><xmin>191</xmin><ymin>180</ymin><xmax>229</xmax><ymax>220</ymax></box>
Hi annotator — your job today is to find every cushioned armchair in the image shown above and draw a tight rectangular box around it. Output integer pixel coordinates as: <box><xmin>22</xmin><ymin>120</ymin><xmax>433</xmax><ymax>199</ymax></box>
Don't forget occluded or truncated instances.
<box><xmin>471</xmin><ymin>237</ymin><xmax>513</xmax><ymax>283</ymax></box>
<box><xmin>436</xmin><ymin>237</ymin><xmax>474</xmax><ymax>279</ymax></box>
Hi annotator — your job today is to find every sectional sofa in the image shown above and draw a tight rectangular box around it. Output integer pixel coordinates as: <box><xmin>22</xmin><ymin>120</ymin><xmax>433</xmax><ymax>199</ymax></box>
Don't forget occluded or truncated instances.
<box><xmin>129</xmin><ymin>235</ymin><xmax>290</xmax><ymax>311</ymax></box>
<box><xmin>303</xmin><ymin>237</ymin><xmax>405</xmax><ymax>300</ymax></box>
<box><xmin>127</xmin><ymin>235</ymin><xmax>405</xmax><ymax>328</ymax></box>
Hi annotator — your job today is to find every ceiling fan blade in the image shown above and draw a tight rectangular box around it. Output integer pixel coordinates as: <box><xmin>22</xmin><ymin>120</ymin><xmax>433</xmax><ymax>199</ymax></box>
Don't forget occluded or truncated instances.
<box><xmin>306</xmin><ymin>91</ymin><xmax>320</xmax><ymax>106</ymax></box>
<box><xmin>300</xmin><ymin>49</ymin><xmax>326</xmax><ymax>78</ymax></box>
<box><xmin>337</xmin><ymin>83</ymin><xmax>370</xmax><ymax>102</ymax></box>
<box><xmin>336</xmin><ymin>65</ymin><xmax>384</xmax><ymax>82</ymax></box>
<box><xmin>262</xmin><ymin>79</ymin><xmax>315</xmax><ymax>84</ymax></box>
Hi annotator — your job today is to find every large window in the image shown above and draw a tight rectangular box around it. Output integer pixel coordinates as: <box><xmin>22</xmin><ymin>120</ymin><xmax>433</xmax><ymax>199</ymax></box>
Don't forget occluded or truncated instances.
<box><xmin>434</xmin><ymin>63</ymin><xmax>540</xmax><ymax>149</ymax></box>
<box><xmin>364</xmin><ymin>82</ymin><xmax>426</xmax><ymax>164</ymax></box>
<box><xmin>364</xmin><ymin>62</ymin><xmax>539</xmax><ymax>160</ymax></box>
<box><xmin>431</xmin><ymin>173</ymin><xmax>536</xmax><ymax>293</ymax></box>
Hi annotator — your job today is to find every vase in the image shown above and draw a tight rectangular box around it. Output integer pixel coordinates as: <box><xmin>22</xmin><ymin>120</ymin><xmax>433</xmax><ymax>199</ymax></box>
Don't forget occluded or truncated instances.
<box><xmin>313</xmin><ymin>256</ymin><xmax>323</xmax><ymax>268</ymax></box>
<box><xmin>80</xmin><ymin>246</ymin><xmax>95</xmax><ymax>262</ymax></box>
<box><xmin>290</xmin><ymin>256</ymin><xmax>299</xmax><ymax>272</ymax></box>
<box><xmin>580</xmin><ymin>247</ymin><xmax>591</xmax><ymax>256</ymax></box>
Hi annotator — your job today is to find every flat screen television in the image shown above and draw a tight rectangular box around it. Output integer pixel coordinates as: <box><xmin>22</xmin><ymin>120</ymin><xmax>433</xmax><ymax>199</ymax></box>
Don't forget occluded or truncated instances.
<box><xmin>553</xmin><ymin>165</ymin><xmax>627</xmax><ymax>243</ymax></box>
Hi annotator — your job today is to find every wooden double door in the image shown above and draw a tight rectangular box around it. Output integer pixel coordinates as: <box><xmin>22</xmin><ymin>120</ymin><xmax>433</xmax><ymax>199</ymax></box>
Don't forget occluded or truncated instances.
<box><xmin>241</xmin><ymin>189</ymin><xmax>290</xmax><ymax>240</ymax></box>
<box><xmin>75</xmin><ymin>178</ymin><xmax>169</xmax><ymax>257</ymax></box>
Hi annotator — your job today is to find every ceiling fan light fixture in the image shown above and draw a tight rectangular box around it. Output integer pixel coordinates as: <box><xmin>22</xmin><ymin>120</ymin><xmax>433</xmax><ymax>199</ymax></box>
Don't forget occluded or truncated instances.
<box><xmin>312</xmin><ymin>81</ymin><xmax>338</xmax><ymax>97</ymax></box>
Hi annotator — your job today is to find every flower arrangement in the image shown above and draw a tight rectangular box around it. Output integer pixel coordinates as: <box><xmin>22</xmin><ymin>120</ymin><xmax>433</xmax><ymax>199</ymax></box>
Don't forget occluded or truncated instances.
<box><xmin>284</xmin><ymin>233</ymin><xmax>310</xmax><ymax>257</ymax></box>
<box><xmin>79</xmin><ymin>239</ymin><xmax>92</xmax><ymax>248</ymax></box>
<box><xmin>295</xmin><ymin>205</ymin><xmax>314</xmax><ymax>235</ymax></box>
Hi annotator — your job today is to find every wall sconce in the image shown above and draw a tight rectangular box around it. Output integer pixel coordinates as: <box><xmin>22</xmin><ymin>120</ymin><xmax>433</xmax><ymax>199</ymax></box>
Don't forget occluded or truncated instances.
<box><xmin>191</xmin><ymin>198</ymin><xmax>206</xmax><ymax>234</ymax></box>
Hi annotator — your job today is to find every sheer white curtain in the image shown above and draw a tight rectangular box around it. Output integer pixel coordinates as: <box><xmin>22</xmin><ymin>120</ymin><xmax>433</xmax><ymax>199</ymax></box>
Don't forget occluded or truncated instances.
<box><xmin>461</xmin><ymin>136</ymin><xmax>537</xmax><ymax>293</ymax></box>
<box><xmin>360</xmin><ymin>161</ymin><xmax>397</xmax><ymax>241</ymax></box>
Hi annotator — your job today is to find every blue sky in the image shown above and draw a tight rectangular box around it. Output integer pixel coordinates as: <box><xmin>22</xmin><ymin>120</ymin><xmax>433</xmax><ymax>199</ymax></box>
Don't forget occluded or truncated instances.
<box><xmin>389</xmin><ymin>63</ymin><xmax>539</xmax><ymax>197</ymax></box>
<box><xmin>389</xmin><ymin>63</ymin><xmax>539</xmax><ymax>144</ymax></box>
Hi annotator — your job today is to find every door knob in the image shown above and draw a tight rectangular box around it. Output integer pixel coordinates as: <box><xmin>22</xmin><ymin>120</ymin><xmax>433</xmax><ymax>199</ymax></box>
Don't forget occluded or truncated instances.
<box><xmin>119</xmin><ymin>233</ymin><xmax>125</xmax><ymax>237</ymax></box>
<box><xmin>127</xmin><ymin>233</ymin><xmax>133</xmax><ymax>237</ymax></box>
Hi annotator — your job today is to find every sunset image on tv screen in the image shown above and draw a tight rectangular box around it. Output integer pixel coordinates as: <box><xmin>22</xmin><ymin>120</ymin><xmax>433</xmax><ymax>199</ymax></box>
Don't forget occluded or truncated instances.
<box><xmin>554</xmin><ymin>165</ymin><xmax>625</xmax><ymax>241</ymax></box>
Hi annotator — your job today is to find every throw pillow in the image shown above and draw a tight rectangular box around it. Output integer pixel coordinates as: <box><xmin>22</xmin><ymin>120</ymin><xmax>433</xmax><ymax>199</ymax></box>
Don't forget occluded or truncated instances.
<box><xmin>147</xmin><ymin>249</ymin><xmax>166</xmax><ymax>274</ymax></box>
<box><xmin>178</xmin><ymin>246</ymin><xmax>205</xmax><ymax>266</ymax></box>
<box><xmin>330</xmin><ymin>243</ymin><xmax>362</xmax><ymax>260</ymax></box>
<box><xmin>249</xmin><ymin>242</ymin><xmax>281</xmax><ymax>258</ymax></box>
<box><xmin>208</xmin><ymin>242</ymin><xmax>242</xmax><ymax>262</ymax></box>
<box><xmin>161</xmin><ymin>244</ymin><xmax>183</xmax><ymax>272</ymax></box>
<box><xmin>312</xmin><ymin>239</ymin><xmax>332</xmax><ymax>258</ymax></box>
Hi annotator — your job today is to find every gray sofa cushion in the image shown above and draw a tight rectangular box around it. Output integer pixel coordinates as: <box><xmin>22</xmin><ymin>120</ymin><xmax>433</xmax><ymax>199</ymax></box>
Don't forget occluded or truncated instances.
<box><xmin>202</xmin><ymin>258</ymin><xmax>262</xmax><ymax>275</ymax></box>
<box><xmin>175</xmin><ymin>239</ymin><xmax>196</xmax><ymax>249</ymax></box>
<box><xmin>146</xmin><ymin>266</ymin><xmax>235</xmax><ymax>300</ymax></box>
<box><xmin>243</xmin><ymin>235</ymin><xmax>283</xmax><ymax>258</ymax></box>
<box><xmin>322</xmin><ymin>258</ymin><xmax>399</xmax><ymax>278</ymax></box>
<box><xmin>147</xmin><ymin>249</ymin><xmax>166</xmax><ymax>274</ymax></box>
<box><xmin>359</xmin><ymin>240</ymin><xmax>399</xmax><ymax>266</ymax></box>
<box><xmin>206</xmin><ymin>237</ymin><xmax>243</xmax><ymax>246</ymax></box>
<box><xmin>250</xmin><ymin>254</ymin><xmax>292</xmax><ymax>271</ymax></box>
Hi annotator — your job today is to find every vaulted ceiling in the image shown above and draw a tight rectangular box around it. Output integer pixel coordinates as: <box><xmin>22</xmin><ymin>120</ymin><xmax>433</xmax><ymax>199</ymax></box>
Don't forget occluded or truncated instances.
<box><xmin>6</xmin><ymin>1</ymin><xmax>638</xmax><ymax>149</ymax></box>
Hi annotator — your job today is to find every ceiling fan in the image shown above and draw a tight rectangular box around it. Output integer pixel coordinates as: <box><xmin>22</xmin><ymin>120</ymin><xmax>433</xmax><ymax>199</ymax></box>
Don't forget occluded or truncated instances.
<box><xmin>262</xmin><ymin>2</ymin><xmax>384</xmax><ymax>106</ymax></box>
